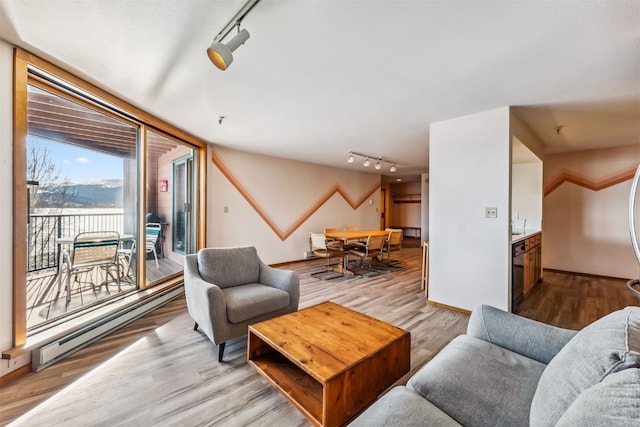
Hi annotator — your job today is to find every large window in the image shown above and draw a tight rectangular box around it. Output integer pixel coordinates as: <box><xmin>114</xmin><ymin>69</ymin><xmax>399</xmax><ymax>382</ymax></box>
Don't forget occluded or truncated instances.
<box><xmin>13</xmin><ymin>49</ymin><xmax>206</xmax><ymax>342</ymax></box>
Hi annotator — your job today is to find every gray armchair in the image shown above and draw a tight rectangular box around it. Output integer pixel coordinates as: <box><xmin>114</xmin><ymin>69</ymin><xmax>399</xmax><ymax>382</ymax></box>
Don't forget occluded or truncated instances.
<box><xmin>184</xmin><ymin>246</ymin><xmax>299</xmax><ymax>362</ymax></box>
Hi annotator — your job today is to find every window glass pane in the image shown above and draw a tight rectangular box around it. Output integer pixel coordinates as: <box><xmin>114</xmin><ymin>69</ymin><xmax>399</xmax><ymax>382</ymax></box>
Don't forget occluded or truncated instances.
<box><xmin>26</xmin><ymin>84</ymin><xmax>138</xmax><ymax>330</ymax></box>
<box><xmin>145</xmin><ymin>130</ymin><xmax>196</xmax><ymax>285</ymax></box>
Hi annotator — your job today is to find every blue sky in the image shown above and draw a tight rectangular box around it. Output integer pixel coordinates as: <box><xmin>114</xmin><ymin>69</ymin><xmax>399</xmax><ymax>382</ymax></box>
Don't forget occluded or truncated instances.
<box><xmin>29</xmin><ymin>136</ymin><xmax>123</xmax><ymax>183</ymax></box>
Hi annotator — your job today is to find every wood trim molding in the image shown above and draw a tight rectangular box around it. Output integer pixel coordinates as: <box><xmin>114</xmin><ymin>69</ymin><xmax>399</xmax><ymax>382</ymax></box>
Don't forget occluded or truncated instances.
<box><xmin>212</xmin><ymin>153</ymin><xmax>381</xmax><ymax>241</ymax></box>
<box><xmin>543</xmin><ymin>268</ymin><xmax>631</xmax><ymax>282</ymax></box>
<box><xmin>426</xmin><ymin>300</ymin><xmax>472</xmax><ymax>316</ymax></box>
<box><xmin>544</xmin><ymin>167</ymin><xmax>637</xmax><ymax>197</ymax></box>
<box><xmin>13</xmin><ymin>49</ymin><xmax>28</xmax><ymax>347</ymax></box>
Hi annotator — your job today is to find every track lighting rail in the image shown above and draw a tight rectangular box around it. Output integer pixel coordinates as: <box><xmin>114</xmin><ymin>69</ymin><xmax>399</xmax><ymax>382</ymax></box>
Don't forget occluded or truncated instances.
<box><xmin>212</xmin><ymin>0</ymin><xmax>262</xmax><ymax>43</ymax></box>
<box><xmin>347</xmin><ymin>151</ymin><xmax>398</xmax><ymax>173</ymax></box>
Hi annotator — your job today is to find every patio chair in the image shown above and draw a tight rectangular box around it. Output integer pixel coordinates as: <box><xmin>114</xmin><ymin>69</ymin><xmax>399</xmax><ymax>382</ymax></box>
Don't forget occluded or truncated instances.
<box><xmin>145</xmin><ymin>223</ymin><xmax>162</xmax><ymax>269</ymax></box>
<box><xmin>57</xmin><ymin>231</ymin><xmax>121</xmax><ymax>305</ymax></box>
<box><xmin>118</xmin><ymin>239</ymin><xmax>136</xmax><ymax>280</ymax></box>
<box><xmin>184</xmin><ymin>246</ymin><xmax>300</xmax><ymax>362</ymax></box>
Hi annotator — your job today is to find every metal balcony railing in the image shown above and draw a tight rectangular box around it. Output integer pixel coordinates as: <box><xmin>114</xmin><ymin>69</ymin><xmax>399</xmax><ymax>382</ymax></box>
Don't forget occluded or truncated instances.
<box><xmin>27</xmin><ymin>213</ymin><xmax>125</xmax><ymax>272</ymax></box>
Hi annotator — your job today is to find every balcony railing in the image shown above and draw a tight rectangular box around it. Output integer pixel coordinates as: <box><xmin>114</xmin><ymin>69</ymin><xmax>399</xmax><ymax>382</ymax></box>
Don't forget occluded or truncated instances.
<box><xmin>27</xmin><ymin>213</ymin><xmax>125</xmax><ymax>272</ymax></box>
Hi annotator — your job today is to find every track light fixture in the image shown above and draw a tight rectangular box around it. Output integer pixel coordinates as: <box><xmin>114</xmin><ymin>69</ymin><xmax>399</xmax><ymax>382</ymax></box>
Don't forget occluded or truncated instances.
<box><xmin>207</xmin><ymin>0</ymin><xmax>262</xmax><ymax>71</ymax></box>
<box><xmin>347</xmin><ymin>151</ymin><xmax>398</xmax><ymax>173</ymax></box>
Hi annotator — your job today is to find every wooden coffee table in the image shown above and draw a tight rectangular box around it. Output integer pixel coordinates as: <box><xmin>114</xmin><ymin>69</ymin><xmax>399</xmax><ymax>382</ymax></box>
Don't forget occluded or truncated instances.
<box><xmin>248</xmin><ymin>301</ymin><xmax>411</xmax><ymax>427</ymax></box>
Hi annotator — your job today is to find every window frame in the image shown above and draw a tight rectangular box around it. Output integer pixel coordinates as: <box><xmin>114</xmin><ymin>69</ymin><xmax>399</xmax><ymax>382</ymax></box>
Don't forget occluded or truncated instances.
<box><xmin>12</xmin><ymin>48</ymin><xmax>207</xmax><ymax>347</ymax></box>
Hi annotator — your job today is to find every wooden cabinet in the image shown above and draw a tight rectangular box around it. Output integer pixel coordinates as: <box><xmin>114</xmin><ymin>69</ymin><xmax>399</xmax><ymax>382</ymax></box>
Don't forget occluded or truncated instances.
<box><xmin>522</xmin><ymin>233</ymin><xmax>542</xmax><ymax>295</ymax></box>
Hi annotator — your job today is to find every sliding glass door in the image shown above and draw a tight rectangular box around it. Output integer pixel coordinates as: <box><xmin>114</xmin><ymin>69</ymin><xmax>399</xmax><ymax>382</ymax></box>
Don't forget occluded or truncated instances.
<box><xmin>13</xmin><ymin>50</ymin><xmax>206</xmax><ymax>340</ymax></box>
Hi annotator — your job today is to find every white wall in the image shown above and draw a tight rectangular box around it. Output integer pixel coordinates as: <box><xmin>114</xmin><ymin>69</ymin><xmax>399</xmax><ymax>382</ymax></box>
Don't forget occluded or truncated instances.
<box><xmin>207</xmin><ymin>146</ymin><xmax>381</xmax><ymax>265</ymax></box>
<box><xmin>429</xmin><ymin>107</ymin><xmax>511</xmax><ymax>312</ymax></box>
<box><xmin>512</xmin><ymin>162</ymin><xmax>542</xmax><ymax>225</ymax></box>
<box><xmin>0</xmin><ymin>40</ymin><xmax>14</xmax><ymax>351</ymax></box>
<box><xmin>543</xmin><ymin>144</ymin><xmax>640</xmax><ymax>279</ymax></box>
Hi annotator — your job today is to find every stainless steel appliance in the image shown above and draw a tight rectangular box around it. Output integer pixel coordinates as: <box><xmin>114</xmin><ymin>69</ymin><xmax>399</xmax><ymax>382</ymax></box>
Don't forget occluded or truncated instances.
<box><xmin>512</xmin><ymin>240</ymin><xmax>525</xmax><ymax>307</ymax></box>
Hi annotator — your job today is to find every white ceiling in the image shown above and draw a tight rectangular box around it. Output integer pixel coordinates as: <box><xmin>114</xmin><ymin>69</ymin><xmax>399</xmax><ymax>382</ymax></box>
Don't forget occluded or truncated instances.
<box><xmin>1</xmin><ymin>0</ymin><xmax>639</xmax><ymax>181</ymax></box>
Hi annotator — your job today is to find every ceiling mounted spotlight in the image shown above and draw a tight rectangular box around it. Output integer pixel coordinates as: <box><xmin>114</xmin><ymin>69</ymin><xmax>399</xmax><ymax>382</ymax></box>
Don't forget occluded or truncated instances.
<box><xmin>207</xmin><ymin>28</ymin><xmax>250</xmax><ymax>71</ymax></box>
<box><xmin>207</xmin><ymin>0</ymin><xmax>262</xmax><ymax>71</ymax></box>
<box><xmin>346</xmin><ymin>151</ymin><xmax>399</xmax><ymax>173</ymax></box>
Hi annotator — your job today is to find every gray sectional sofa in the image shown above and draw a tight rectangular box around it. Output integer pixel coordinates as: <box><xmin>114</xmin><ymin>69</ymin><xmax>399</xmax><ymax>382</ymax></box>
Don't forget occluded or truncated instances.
<box><xmin>349</xmin><ymin>304</ymin><xmax>640</xmax><ymax>426</ymax></box>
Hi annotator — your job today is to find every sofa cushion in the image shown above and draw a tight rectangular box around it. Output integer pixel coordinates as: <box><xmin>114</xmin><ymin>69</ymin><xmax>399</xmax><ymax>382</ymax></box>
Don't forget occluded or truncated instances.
<box><xmin>407</xmin><ymin>335</ymin><xmax>546</xmax><ymax>427</ymax></box>
<box><xmin>348</xmin><ymin>386</ymin><xmax>462</xmax><ymax>427</ymax></box>
<box><xmin>555</xmin><ymin>368</ymin><xmax>640</xmax><ymax>426</ymax></box>
<box><xmin>222</xmin><ymin>284</ymin><xmax>290</xmax><ymax>323</ymax></box>
<box><xmin>530</xmin><ymin>307</ymin><xmax>640</xmax><ymax>427</ymax></box>
<box><xmin>197</xmin><ymin>246</ymin><xmax>260</xmax><ymax>288</ymax></box>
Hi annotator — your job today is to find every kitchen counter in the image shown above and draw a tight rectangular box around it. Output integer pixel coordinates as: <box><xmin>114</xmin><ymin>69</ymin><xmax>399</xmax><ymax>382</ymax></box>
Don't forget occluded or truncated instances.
<box><xmin>511</xmin><ymin>229</ymin><xmax>541</xmax><ymax>244</ymax></box>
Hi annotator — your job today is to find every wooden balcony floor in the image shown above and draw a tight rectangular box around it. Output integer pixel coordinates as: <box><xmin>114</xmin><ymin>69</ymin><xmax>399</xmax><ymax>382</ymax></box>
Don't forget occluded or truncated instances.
<box><xmin>26</xmin><ymin>256</ymin><xmax>183</xmax><ymax>330</ymax></box>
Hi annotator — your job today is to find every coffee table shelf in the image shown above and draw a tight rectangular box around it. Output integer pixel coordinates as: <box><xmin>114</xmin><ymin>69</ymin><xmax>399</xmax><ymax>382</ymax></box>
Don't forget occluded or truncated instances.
<box><xmin>248</xmin><ymin>301</ymin><xmax>410</xmax><ymax>427</ymax></box>
<box><xmin>250</xmin><ymin>345</ymin><xmax>323</xmax><ymax>424</ymax></box>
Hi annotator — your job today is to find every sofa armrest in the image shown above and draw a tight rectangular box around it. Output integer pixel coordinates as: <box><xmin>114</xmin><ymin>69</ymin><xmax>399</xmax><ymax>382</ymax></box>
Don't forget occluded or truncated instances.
<box><xmin>258</xmin><ymin>261</ymin><xmax>300</xmax><ymax>309</ymax></box>
<box><xmin>467</xmin><ymin>304</ymin><xmax>577</xmax><ymax>364</ymax></box>
<box><xmin>184</xmin><ymin>254</ymin><xmax>229</xmax><ymax>344</ymax></box>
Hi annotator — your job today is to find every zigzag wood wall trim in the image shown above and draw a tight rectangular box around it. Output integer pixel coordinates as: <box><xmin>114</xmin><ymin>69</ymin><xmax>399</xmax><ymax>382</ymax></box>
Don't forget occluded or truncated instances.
<box><xmin>544</xmin><ymin>167</ymin><xmax>637</xmax><ymax>197</ymax></box>
<box><xmin>212</xmin><ymin>153</ymin><xmax>381</xmax><ymax>241</ymax></box>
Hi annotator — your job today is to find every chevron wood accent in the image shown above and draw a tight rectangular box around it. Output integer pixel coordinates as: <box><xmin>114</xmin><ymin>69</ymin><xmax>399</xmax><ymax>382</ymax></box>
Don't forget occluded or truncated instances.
<box><xmin>544</xmin><ymin>167</ymin><xmax>637</xmax><ymax>197</ymax></box>
<box><xmin>212</xmin><ymin>153</ymin><xmax>381</xmax><ymax>241</ymax></box>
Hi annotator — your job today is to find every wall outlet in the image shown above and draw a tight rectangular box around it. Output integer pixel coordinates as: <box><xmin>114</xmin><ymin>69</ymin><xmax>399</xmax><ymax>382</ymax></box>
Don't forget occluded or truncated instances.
<box><xmin>485</xmin><ymin>207</ymin><xmax>498</xmax><ymax>218</ymax></box>
<box><xmin>223</xmin><ymin>206</ymin><xmax>229</xmax><ymax>214</ymax></box>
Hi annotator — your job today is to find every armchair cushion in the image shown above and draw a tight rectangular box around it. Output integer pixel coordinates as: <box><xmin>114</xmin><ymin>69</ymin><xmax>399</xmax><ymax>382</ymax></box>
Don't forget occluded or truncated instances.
<box><xmin>197</xmin><ymin>246</ymin><xmax>260</xmax><ymax>288</ymax></box>
<box><xmin>530</xmin><ymin>306</ymin><xmax>640</xmax><ymax>427</ymax></box>
<box><xmin>223</xmin><ymin>283</ymin><xmax>291</xmax><ymax>324</ymax></box>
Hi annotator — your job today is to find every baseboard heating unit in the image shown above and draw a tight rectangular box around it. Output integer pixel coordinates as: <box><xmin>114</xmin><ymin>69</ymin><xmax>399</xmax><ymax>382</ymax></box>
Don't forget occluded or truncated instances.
<box><xmin>32</xmin><ymin>285</ymin><xmax>184</xmax><ymax>371</ymax></box>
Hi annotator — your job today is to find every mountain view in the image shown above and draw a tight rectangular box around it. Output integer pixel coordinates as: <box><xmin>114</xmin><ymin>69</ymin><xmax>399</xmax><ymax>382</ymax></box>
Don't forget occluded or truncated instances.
<box><xmin>36</xmin><ymin>179</ymin><xmax>123</xmax><ymax>208</ymax></box>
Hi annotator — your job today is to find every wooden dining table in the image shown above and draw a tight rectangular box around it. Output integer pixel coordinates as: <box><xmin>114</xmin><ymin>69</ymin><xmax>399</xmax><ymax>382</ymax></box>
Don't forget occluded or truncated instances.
<box><xmin>324</xmin><ymin>229</ymin><xmax>389</xmax><ymax>275</ymax></box>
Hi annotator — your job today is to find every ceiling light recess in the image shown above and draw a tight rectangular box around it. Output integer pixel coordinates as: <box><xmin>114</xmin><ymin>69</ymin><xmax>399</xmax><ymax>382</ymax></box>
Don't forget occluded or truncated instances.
<box><xmin>207</xmin><ymin>0</ymin><xmax>262</xmax><ymax>71</ymax></box>
<box><xmin>347</xmin><ymin>151</ymin><xmax>398</xmax><ymax>173</ymax></box>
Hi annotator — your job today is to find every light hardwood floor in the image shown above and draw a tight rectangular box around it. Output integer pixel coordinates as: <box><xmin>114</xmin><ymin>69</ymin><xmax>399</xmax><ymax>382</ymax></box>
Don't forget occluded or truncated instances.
<box><xmin>1</xmin><ymin>248</ymin><xmax>637</xmax><ymax>426</ymax></box>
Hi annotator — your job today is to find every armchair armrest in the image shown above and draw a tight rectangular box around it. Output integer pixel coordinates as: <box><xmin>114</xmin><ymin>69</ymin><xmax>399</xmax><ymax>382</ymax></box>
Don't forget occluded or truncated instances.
<box><xmin>183</xmin><ymin>254</ymin><xmax>229</xmax><ymax>344</ymax></box>
<box><xmin>467</xmin><ymin>304</ymin><xmax>577</xmax><ymax>364</ymax></box>
<box><xmin>258</xmin><ymin>260</ymin><xmax>300</xmax><ymax>309</ymax></box>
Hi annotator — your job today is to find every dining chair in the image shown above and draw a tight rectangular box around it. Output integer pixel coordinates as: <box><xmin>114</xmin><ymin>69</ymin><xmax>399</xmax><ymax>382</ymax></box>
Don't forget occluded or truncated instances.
<box><xmin>145</xmin><ymin>223</ymin><xmax>162</xmax><ymax>269</ymax></box>
<box><xmin>348</xmin><ymin>234</ymin><xmax>386</xmax><ymax>269</ymax></box>
<box><xmin>57</xmin><ymin>231</ymin><xmax>121</xmax><ymax>305</ymax></box>
<box><xmin>344</xmin><ymin>226</ymin><xmax>365</xmax><ymax>249</ymax></box>
<box><xmin>309</xmin><ymin>232</ymin><xmax>344</xmax><ymax>279</ymax></box>
<box><xmin>381</xmin><ymin>228</ymin><xmax>403</xmax><ymax>265</ymax></box>
<box><xmin>324</xmin><ymin>227</ymin><xmax>342</xmax><ymax>247</ymax></box>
